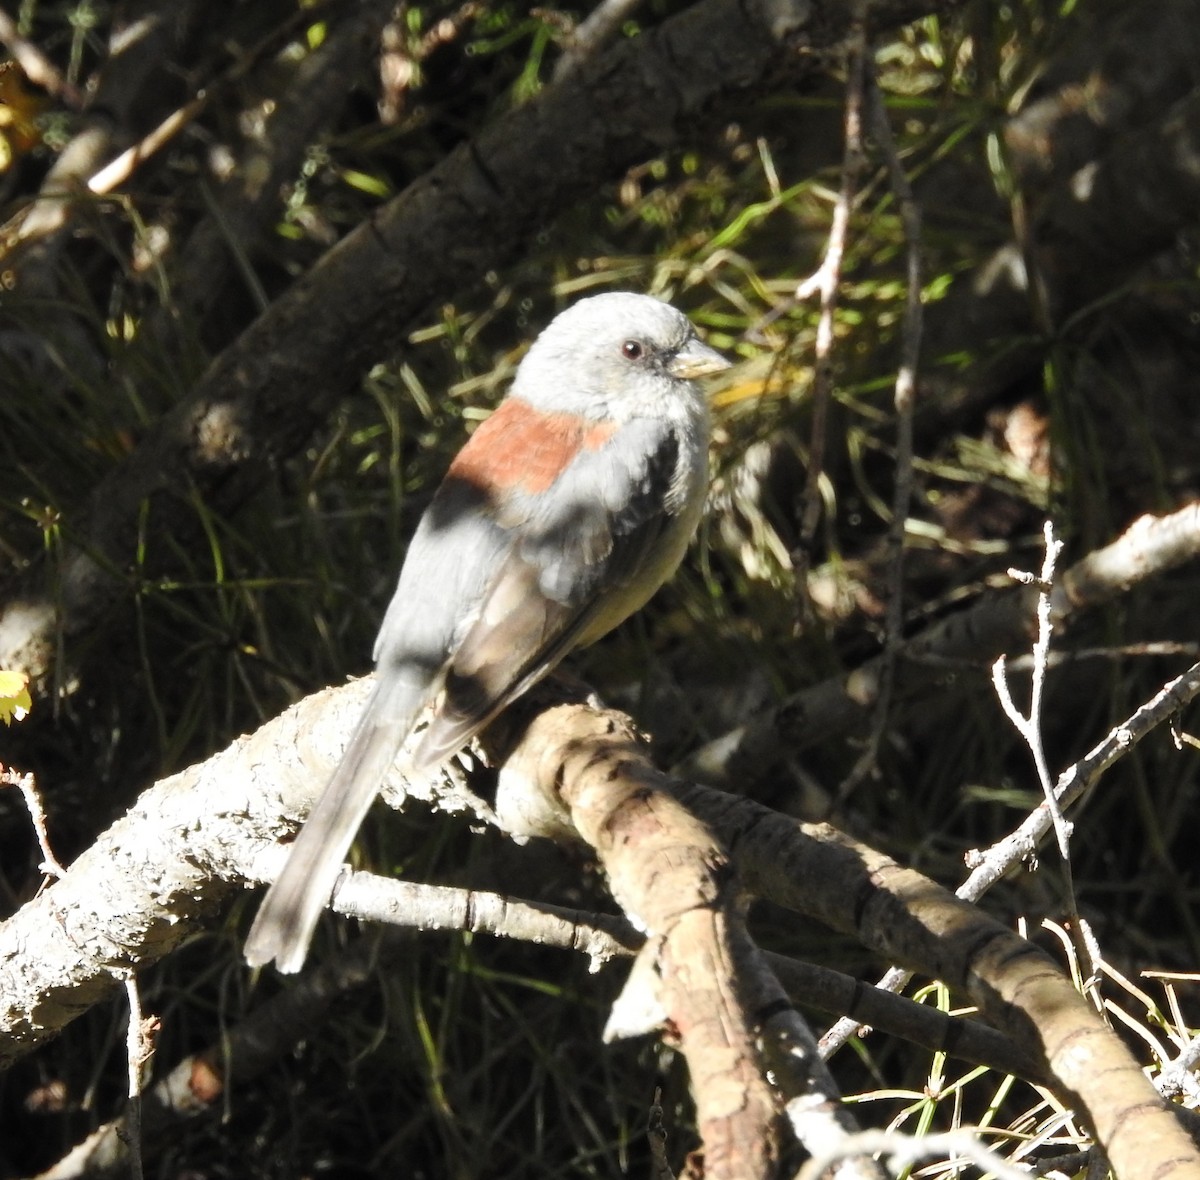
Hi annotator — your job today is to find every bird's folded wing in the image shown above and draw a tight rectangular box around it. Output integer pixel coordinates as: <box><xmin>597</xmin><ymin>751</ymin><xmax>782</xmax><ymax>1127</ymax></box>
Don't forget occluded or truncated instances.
<box><xmin>410</xmin><ymin>418</ymin><xmax>683</xmax><ymax>768</ymax></box>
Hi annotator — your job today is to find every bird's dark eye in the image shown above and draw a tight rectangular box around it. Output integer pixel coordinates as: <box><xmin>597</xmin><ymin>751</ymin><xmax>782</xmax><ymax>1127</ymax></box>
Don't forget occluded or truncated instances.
<box><xmin>621</xmin><ymin>340</ymin><xmax>644</xmax><ymax>361</ymax></box>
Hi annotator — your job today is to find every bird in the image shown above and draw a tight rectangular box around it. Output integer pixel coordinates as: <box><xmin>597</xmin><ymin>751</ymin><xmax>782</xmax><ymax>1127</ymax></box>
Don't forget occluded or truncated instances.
<box><xmin>244</xmin><ymin>291</ymin><xmax>730</xmax><ymax>973</ymax></box>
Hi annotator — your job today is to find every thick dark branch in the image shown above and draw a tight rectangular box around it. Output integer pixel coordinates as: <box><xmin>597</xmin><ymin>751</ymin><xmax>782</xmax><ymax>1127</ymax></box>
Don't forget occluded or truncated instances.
<box><xmin>674</xmin><ymin>786</ymin><xmax>1200</xmax><ymax>1180</ymax></box>
<box><xmin>0</xmin><ymin>0</ymin><xmax>952</xmax><ymax>685</ymax></box>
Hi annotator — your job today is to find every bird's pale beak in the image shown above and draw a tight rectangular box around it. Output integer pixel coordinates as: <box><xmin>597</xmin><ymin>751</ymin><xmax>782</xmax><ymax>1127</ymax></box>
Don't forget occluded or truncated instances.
<box><xmin>669</xmin><ymin>337</ymin><xmax>731</xmax><ymax>380</ymax></box>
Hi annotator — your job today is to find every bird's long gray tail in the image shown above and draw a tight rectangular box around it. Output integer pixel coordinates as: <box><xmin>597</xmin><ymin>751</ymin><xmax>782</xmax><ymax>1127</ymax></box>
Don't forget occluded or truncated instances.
<box><xmin>243</xmin><ymin>674</ymin><xmax>426</xmax><ymax>973</ymax></box>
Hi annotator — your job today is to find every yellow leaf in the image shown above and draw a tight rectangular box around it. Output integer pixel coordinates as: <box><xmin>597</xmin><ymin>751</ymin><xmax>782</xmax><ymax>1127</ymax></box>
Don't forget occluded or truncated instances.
<box><xmin>0</xmin><ymin>59</ymin><xmax>47</xmax><ymax>169</ymax></box>
<box><xmin>0</xmin><ymin>669</ymin><xmax>32</xmax><ymax>724</ymax></box>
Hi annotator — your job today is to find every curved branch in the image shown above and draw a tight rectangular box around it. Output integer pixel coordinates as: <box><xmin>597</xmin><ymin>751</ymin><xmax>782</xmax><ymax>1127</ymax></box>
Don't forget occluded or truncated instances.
<box><xmin>674</xmin><ymin>784</ymin><xmax>1200</xmax><ymax>1180</ymax></box>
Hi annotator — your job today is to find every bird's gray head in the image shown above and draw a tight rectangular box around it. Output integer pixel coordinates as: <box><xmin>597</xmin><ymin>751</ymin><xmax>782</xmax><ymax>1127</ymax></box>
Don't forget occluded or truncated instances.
<box><xmin>512</xmin><ymin>292</ymin><xmax>729</xmax><ymax>419</ymax></box>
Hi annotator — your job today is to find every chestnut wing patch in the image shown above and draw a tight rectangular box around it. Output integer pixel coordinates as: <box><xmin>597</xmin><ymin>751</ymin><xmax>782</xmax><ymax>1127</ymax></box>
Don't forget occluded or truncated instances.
<box><xmin>446</xmin><ymin>396</ymin><xmax>618</xmax><ymax>497</ymax></box>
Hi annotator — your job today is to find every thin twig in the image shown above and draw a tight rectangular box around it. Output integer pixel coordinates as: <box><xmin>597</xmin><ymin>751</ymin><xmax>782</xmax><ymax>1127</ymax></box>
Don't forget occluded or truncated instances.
<box><xmin>552</xmin><ymin>0</ymin><xmax>644</xmax><ymax>81</ymax></box>
<box><xmin>2</xmin><ymin>765</ymin><xmax>67</xmax><ymax>878</ymax></box>
<box><xmin>0</xmin><ymin>6</ymin><xmax>84</xmax><ymax>106</ymax></box>
<box><xmin>3</xmin><ymin>0</ymin><xmax>336</xmax><ymax>255</ymax></box>
<box><xmin>993</xmin><ymin>525</ymin><xmax>1096</xmax><ymax>986</ymax></box>
<box><xmin>647</xmin><ymin>1088</ymin><xmax>674</xmax><ymax>1180</ymax></box>
<box><xmin>961</xmin><ymin>655</ymin><xmax>1200</xmax><ymax>902</ymax></box>
<box><xmin>86</xmin><ymin>93</ymin><xmax>209</xmax><ymax>195</ymax></box>
<box><xmin>822</xmin><ymin>651</ymin><xmax>1200</xmax><ymax>1060</ymax></box>
<box><xmin>794</xmin><ymin>0</ymin><xmax>869</xmax><ymax>579</ymax></box>
<box><xmin>834</xmin><ymin>63</ymin><xmax>923</xmax><ymax>803</ymax></box>
<box><xmin>992</xmin><ymin>525</ymin><xmax>1071</xmax><ymax>858</ymax></box>
<box><xmin>798</xmin><ymin>1127</ymin><xmax>1031</xmax><ymax>1180</ymax></box>
<box><xmin>819</xmin><ymin>965</ymin><xmax>908</xmax><ymax>1058</ymax></box>
<box><xmin>118</xmin><ymin>971</ymin><xmax>156</xmax><ymax>1180</ymax></box>
<box><xmin>1158</xmin><ymin>1031</ymin><xmax>1200</xmax><ymax>1103</ymax></box>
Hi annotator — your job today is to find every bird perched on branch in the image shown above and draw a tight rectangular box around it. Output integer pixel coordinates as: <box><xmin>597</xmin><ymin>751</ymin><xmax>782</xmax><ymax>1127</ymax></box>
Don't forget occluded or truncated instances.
<box><xmin>244</xmin><ymin>291</ymin><xmax>730</xmax><ymax>973</ymax></box>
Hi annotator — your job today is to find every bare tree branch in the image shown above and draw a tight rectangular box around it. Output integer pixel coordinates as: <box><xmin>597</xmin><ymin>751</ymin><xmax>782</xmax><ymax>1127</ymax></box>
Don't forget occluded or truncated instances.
<box><xmin>674</xmin><ymin>782</ymin><xmax>1200</xmax><ymax>1180</ymax></box>
<box><xmin>5</xmin><ymin>660</ymin><xmax>1196</xmax><ymax>1177</ymax></box>
<box><xmin>681</xmin><ymin>502</ymin><xmax>1200</xmax><ymax>791</ymax></box>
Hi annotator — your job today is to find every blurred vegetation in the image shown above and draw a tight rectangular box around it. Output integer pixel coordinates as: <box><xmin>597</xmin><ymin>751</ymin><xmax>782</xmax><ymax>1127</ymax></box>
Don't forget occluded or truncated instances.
<box><xmin>2</xmin><ymin>0</ymin><xmax>1200</xmax><ymax>1175</ymax></box>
